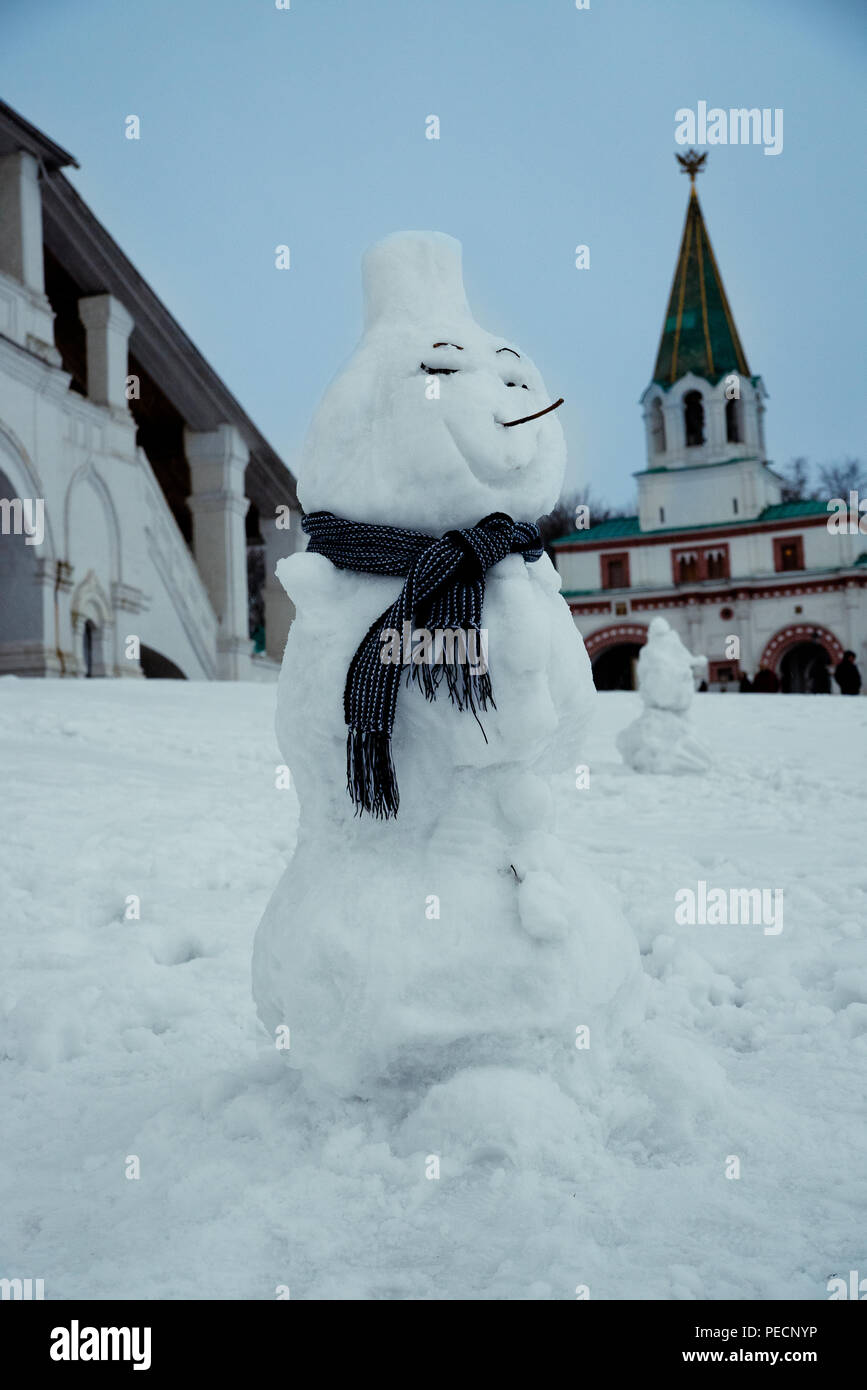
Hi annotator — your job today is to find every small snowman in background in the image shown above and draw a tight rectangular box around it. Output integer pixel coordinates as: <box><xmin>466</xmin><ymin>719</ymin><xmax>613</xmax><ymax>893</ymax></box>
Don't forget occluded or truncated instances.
<box><xmin>617</xmin><ymin>616</ymin><xmax>711</xmax><ymax>774</ymax></box>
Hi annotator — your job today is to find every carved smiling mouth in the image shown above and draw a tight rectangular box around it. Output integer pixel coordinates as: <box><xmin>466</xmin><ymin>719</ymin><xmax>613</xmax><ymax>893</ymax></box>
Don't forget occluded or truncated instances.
<box><xmin>499</xmin><ymin>397</ymin><xmax>565</xmax><ymax>428</ymax></box>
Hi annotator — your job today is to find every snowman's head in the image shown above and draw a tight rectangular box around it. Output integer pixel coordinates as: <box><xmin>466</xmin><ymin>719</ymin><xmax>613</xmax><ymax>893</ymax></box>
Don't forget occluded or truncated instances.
<box><xmin>298</xmin><ymin>232</ymin><xmax>566</xmax><ymax>533</ymax></box>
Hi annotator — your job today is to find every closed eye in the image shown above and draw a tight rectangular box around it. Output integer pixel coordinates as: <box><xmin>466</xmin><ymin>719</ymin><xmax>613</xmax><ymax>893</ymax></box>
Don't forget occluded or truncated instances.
<box><xmin>421</xmin><ymin>362</ymin><xmax>459</xmax><ymax>375</ymax></box>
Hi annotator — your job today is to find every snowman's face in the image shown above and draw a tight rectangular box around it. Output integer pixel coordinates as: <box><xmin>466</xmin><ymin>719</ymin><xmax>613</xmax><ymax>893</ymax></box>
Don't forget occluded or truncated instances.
<box><xmin>300</xmin><ymin>317</ymin><xmax>566</xmax><ymax>533</ymax></box>
<box><xmin>412</xmin><ymin>325</ymin><xmax>565</xmax><ymax>485</ymax></box>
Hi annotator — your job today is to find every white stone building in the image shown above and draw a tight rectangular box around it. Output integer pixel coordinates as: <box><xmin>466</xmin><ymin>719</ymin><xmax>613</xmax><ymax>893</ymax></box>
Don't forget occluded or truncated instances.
<box><xmin>0</xmin><ymin>100</ymin><xmax>301</xmax><ymax>680</ymax></box>
<box><xmin>553</xmin><ymin>159</ymin><xmax>866</xmax><ymax>693</ymax></box>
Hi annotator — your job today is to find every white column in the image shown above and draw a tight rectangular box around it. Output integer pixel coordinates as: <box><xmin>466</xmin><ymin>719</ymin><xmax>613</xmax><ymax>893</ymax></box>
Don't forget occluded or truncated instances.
<box><xmin>0</xmin><ymin>151</ymin><xmax>60</xmax><ymax>359</ymax></box>
<box><xmin>641</xmin><ymin>402</ymin><xmax>657</xmax><ymax>466</ymax></box>
<box><xmin>843</xmin><ymin>583</ymin><xmax>859</xmax><ymax>653</ymax></box>
<box><xmin>755</xmin><ymin>389</ymin><xmax>767</xmax><ymax>457</ymax></box>
<box><xmin>734</xmin><ymin>595</ymin><xmax>757</xmax><ymax>675</ymax></box>
<box><xmin>706</xmin><ymin>395</ymin><xmax>726</xmax><ymax>454</ymax></box>
<box><xmin>78</xmin><ymin>295</ymin><xmax>134</xmax><ymax>410</ymax></box>
<box><xmin>262</xmin><ymin>507</ymin><xmax>304</xmax><ymax>661</ymax></box>
<box><xmin>685</xmin><ymin>597</ymin><xmax>701</xmax><ymax>655</ymax></box>
<box><xmin>662</xmin><ymin>397</ymin><xmax>684</xmax><ymax>462</ymax></box>
<box><xmin>0</xmin><ymin>151</ymin><xmax>45</xmax><ymax>292</ymax></box>
<box><xmin>53</xmin><ymin>559</ymin><xmax>76</xmax><ymax>678</ymax></box>
<box><xmin>185</xmin><ymin>424</ymin><xmax>251</xmax><ymax>679</ymax></box>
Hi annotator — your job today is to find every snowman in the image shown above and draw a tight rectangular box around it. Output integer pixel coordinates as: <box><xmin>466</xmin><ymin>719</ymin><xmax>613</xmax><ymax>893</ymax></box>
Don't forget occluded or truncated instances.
<box><xmin>617</xmin><ymin>616</ymin><xmax>711</xmax><ymax>774</ymax></box>
<box><xmin>252</xmin><ymin>232</ymin><xmax>642</xmax><ymax>1112</ymax></box>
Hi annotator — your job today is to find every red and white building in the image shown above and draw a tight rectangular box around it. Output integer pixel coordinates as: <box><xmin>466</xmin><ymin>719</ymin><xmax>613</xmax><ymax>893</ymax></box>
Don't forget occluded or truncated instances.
<box><xmin>553</xmin><ymin>162</ymin><xmax>866</xmax><ymax>692</ymax></box>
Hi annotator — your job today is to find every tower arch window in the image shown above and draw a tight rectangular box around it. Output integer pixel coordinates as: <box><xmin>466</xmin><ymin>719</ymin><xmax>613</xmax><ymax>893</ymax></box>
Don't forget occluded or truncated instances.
<box><xmin>649</xmin><ymin>398</ymin><xmax>666</xmax><ymax>454</ymax></box>
<box><xmin>683</xmin><ymin>390</ymin><xmax>705</xmax><ymax>447</ymax></box>
<box><xmin>726</xmin><ymin>396</ymin><xmax>742</xmax><ymax>443</ymax></box>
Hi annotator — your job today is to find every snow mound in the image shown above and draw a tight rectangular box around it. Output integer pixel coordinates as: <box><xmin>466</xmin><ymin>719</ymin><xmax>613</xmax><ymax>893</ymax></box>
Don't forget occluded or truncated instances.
<box><xmin>1</xmin><ymin>683</ymin><xmax>865</xmax><ymax>1298</ymax></box>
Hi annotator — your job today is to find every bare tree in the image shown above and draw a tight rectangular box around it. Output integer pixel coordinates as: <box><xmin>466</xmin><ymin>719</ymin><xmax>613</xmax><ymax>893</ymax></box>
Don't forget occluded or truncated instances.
<box><xmin>816</xmin><ymin>458</ymin><xmax>866</xmax><ymax>500</ymax></box>
<box><xmin>778</xmin><ymin>456</ymin><xmax>813</xmax><ymax>502</ymax></box>
<box><xmin>538</xmin><ymin>492</ymin><xmax>581</xmax><ymax>549</ymax></box>
<box><xmin>538</xmin><ymin>487</ymin><xmax>630</xmax><ymax>561</ymax></box>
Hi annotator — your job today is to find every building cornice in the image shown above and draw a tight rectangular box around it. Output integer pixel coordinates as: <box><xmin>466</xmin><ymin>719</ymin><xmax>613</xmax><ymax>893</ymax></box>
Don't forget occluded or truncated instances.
<box><xmin>633</xmin><ymin>453</ymin><xmax>761</xmax><ymax>478</ymax></box>
<box><xmin>0</xmin><ymin>99</ymin><xmax>78</xmax><ymax>171</ymax></box>
<box><xmin>556</xmin><ymin>512</ymin><xmax>832</xmax><ymax>554</ymax></box>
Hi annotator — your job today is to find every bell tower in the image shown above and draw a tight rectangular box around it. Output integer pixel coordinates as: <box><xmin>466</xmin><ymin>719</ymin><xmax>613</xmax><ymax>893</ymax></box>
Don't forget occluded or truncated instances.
<box><xmin>637</xmin><ymin>152</ymin><xmax>781</xmax><ymax>532</ymax></box>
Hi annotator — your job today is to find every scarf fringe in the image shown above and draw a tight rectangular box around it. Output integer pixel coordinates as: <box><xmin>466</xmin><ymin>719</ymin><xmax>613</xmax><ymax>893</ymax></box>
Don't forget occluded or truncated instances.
<box><xmin>347</xmin><ymin>727</ymin><xmax>400</xmax><ymax>820</ymax></box>
<box><xmin>407</xmin><ymin>652</ymin><xmax>495</xmax><ymax>718</ymax></box>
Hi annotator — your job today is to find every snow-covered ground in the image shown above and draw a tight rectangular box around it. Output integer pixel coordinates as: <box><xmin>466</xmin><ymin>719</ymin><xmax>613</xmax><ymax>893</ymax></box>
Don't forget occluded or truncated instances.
<box><xmin>1</xmin><ymin>678</ymin><xmax>865</xmax><ymax>1300</ymax></box>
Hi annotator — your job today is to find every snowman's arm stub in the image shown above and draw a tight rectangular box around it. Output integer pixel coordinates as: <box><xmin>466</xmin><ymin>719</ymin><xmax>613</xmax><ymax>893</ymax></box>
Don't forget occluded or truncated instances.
<box><xmin>275</xmin><ymin>551</ymin><xmax>343</xmax><ymax>608</ymax></box>
<box><xmin>527</xmin><ymin>559</ymin><xmax>597</xmax><ymax>767</ymax></box>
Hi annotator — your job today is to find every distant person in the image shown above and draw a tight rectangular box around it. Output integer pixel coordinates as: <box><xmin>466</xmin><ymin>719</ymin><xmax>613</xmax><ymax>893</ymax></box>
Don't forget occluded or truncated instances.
<box><xmin>753</xmin><ymin>667</ymin><xmax>780</xmax><ymax>693</ymax></box>
<box><xmin>834</xmin><ymin>650</ymin><xmax>862</xmax><ymax>696</ymax></box>
<box><xmin>738</xmin><ymin>672</ymin><xmax>753</xmax><ymax>693</ymax></box>
<box><xmin>697</xmin><ymin>679</ymin><xmax>708</xmax><ymax>692</ymax></box>
<box><xmin>812</xmin><ymin>655</ymin><xmax>832</xmax><ymax>694</ymax></box>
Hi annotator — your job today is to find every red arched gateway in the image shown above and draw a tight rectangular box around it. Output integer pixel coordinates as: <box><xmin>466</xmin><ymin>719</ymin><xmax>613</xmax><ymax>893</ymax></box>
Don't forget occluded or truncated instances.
<box><xmin>583</xmin><ymin>623</ymin><xmax>648</xmax><ymax>691</ymax></box>
<box><xmin>760</xmin><ymin>622</ymin><xmax>844</xmax><ymax>673</ymax></box>
<box><xmin>583</xmin><ymin>623</ymin><xmax>649</xmax><ymax>660</ymax></box>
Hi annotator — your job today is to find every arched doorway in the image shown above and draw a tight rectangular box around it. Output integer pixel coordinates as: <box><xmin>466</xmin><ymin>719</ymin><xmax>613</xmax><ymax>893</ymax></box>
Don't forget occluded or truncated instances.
<box><xmin>70</xmin><ymin>570</ymin><xmax>113</xmax><ymax>677</ymax></box>
<box><xmin>0</xmin><ymin>463</ymin><xmax>46</xmax><ymax>667</ymax></box>
<box><xmin>779</xmin><ymin>642</ymin><xmax>832</xmax><ymax>694</ymax></box>
<box><xmin>83</xmin><ymin>619</ymin><xmax>96</xmax><ymax>677</ymax></box>
<box><xmin>583</xmin><ymin>622</ymin><xmax>649</xmax><ymax>692</ymax></box>
<box><xmin>140</xmin><ymin>645</ymin><xmax>187</xmax><ymax>679</ymax></box>
<box><xmin>78</xmin><ymin>615</ymin><xmax>106</xmax><ymax>678</ymax></box>
<box><xmin>760</xmin><ymin>623</ymin><xmax>843</xmax><ymax>692</ymax></box>
<box><xmin>593</xmin><ymin>643</ymin><xmax>643</xmax><ymax>691</ymax></box>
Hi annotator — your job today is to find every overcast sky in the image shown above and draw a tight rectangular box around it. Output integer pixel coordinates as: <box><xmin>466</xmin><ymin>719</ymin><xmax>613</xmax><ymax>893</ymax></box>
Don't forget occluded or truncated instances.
<box><xmin>2</xmin><ymin>0</ymin><xmax>864</xmax><ymax>510</ymax></box>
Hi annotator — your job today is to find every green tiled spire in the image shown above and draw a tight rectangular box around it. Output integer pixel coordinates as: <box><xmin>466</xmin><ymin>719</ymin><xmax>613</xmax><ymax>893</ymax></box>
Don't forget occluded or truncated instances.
<box><xmin>653</xmin><ymin>156</ymin><xmax>750</xmax><ymax>387</ymax></box>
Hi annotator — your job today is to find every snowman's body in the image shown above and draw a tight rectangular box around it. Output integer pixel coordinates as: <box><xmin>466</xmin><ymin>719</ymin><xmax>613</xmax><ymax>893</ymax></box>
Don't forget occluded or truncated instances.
<box><xmin>252</xmin><ymin>233</ymin><xmax>641</xmax><ymax>1101</ymax></box>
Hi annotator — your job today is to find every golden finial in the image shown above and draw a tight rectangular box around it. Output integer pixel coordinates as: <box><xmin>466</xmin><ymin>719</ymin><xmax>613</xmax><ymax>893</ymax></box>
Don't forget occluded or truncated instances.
<box><xmin>675</xmin><ymin>149</ymin><xmax>708</xmax><ymax>185</ymax></box>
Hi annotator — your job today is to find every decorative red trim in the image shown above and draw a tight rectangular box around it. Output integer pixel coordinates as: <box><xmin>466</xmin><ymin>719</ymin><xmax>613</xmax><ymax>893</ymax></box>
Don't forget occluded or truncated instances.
<box><xmin>556</xmin><ymin>512</ymin><xmax>829</xmax><ymax>554</ymax></box>
<box><xmin>605</xmin><ymin>574</ymin><xmax>866</xmax><ymax>612</ymax></box>
<box><xmin>568</xmin><ymin>601</ymin><xmax>612</xmax><ymax>615</ymax></box>
<box><xmin>630</xmin><ymin>596</ymin><xmax>695</xmax><ymax>610</ymax></box>
<box><xmin>760</xmin><ymin>622</ymin><xmax>844</xmax><ymax>673</ymax></box>
<box><xmin>773</xmin><ymin>534</ymin><xmax>805</xmax><ymax>573</ymax></box>
<box><xmin>583</xmin><ymin>622</ymin><xmax>649</xmax><ymax>660</ymax></box>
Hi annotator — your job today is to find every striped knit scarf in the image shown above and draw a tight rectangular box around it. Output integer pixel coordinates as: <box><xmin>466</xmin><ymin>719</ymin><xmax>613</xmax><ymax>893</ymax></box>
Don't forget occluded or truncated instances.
<box><xmin>302</xmin><ymin>510</ymin><xmax>543</xmax><ymax>818</ymax></box>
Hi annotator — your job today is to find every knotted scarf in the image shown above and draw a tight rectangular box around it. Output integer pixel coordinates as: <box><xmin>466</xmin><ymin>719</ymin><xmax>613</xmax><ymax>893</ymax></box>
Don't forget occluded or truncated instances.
<box><xmin>302</xmin><ymin>510</ymin><xmax>543</xmax><ymax>818</ymax></box>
